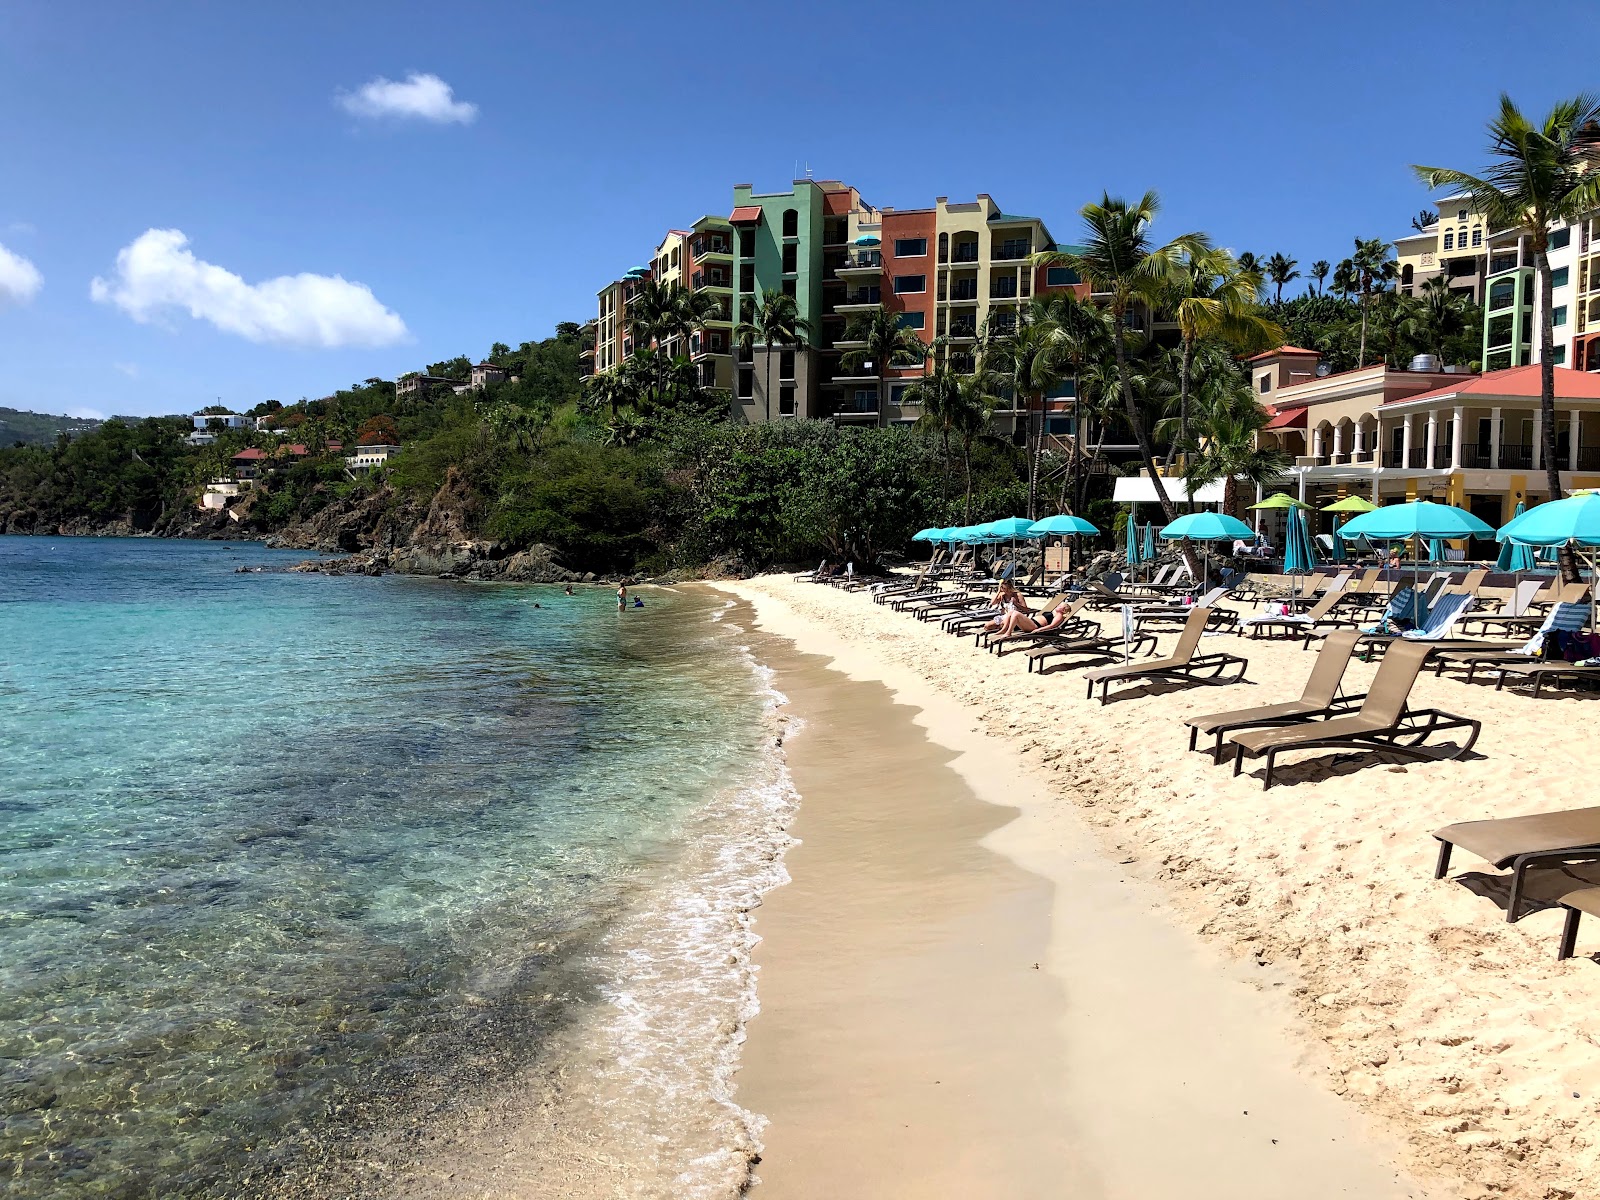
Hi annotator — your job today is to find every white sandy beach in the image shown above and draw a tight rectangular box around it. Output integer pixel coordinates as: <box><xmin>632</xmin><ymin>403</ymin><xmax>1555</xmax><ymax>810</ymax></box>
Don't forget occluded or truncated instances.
<box><xmin>726</xmin><ymin>574</ymin><xmax>1600</xmax><ymax>1200</ymax></box>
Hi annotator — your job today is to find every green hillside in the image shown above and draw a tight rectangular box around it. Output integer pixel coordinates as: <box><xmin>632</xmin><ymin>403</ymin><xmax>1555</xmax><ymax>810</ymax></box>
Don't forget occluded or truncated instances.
<box><xmin>0</xmin><ymin>407</ymin><xmax>104</xmax><ymax>446</ymax></box>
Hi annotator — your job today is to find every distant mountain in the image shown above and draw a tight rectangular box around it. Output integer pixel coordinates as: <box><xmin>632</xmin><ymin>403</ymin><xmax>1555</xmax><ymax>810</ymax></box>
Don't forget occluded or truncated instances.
<box><xmin>0</xmin><ymin>407</ymin><xmax>105</xmax><ymax>446</ymax></box>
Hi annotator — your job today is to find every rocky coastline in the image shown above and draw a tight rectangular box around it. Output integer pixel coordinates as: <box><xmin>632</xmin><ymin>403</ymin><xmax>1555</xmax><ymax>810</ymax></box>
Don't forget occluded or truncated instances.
<box><xmin>3</xmin><ymin>467</ymin><xmax>750</xmax><ymax>586</ymax></box>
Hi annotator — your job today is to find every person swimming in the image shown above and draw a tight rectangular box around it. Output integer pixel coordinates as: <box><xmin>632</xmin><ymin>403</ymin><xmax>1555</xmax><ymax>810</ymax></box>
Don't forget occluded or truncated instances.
<box><xmin>617</xmin><ymin>582</ymin><xmax>628</xmax><ymax>611</ymax></box>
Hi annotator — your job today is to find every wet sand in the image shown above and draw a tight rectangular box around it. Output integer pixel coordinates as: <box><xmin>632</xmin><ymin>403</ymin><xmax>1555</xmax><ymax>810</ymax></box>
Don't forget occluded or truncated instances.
<box><xmin>729</xmin><ymin>583</ymin><xmax>1438</xmax><ymax>1200</ymax></box>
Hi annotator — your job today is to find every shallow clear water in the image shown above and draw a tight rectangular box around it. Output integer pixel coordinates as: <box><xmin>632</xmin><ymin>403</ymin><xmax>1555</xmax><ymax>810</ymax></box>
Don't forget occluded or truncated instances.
<box><xmin>0</xmin><ymin>538</ymin><xmax>777</xmax><ymax>1198</ymax></box>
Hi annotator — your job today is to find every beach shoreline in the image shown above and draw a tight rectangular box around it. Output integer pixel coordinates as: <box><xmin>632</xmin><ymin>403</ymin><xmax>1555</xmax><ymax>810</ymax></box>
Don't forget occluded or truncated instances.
<box><xmin>722</xmin><ymin>577</ymin><xmax>1441</xmax><ymax>1199</ymax></box>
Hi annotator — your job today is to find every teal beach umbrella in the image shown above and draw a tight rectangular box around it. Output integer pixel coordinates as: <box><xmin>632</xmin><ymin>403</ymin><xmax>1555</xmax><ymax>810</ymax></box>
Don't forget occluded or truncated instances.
<box><xmin>1426</xmin><ymin>537</ymin><xmax>1448</xmax><ymax>563</ymax></box>
<box><xmin>1496</xmin><ymin>492</ymin><xmax>1600</xmax><ymax>546</ymax></box>
<box><xmin>1027</xmin><ymin>515</ymin><xmax>1099</xmax><ymax>536</ymax></box>
<box><xmin>1284</xmin><ymin>507</ymin><xmax>1316</xmax><ymax>575</ymax></box>
<box><xmin>1159</xmin><ymin>512</ymin><xmax>1254</xmax><ymax>592</ymax></box>
<box><xmin>1337</xmin><ymin>499</ymin><xmax>1493</xmax><ymax>542</ymax></box>
<box><xmin>980</xmin><ymin>516</ymin><xmax>1044</xmax><ymax>540</ymax></box>
<box><xmin>1142</xmin><ymin>522</ymin><xmax>1156</xmax><ymax>562</ymax></box>
<box><xmin>1329</xmin><ymin>516</ymin><xmax>1346</xmax><ymax>562</ymax></box>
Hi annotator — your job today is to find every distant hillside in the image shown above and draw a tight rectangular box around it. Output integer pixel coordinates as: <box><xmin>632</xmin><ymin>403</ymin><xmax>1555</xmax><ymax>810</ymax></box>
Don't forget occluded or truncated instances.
<box><xmin>0</xmin><ymin>407</ymin><xmax>104</xmax><ymax>446</ymax></box>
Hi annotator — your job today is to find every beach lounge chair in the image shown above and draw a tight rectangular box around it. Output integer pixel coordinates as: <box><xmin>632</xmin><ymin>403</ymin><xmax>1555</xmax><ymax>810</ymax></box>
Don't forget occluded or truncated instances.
<box><xmin>1241</xmin><ymin>584</ymin><xmax>1347</xmax><ymax>639</ymax></box>
<box><xmin>1226</xmin><ymin>641</ymin><xmax>1480</xmax><ymax>789</ymax></box>
<box><xmin>984</xmin><ymin>598</ymin><xmax>1100</xmax><ymax>655</ymax></box>
<box><xmin>976</xmin><ymin>594</ymin><xmax>1066</xmax><ymax>647</ymax></box>
<box><xmin>1024</xmin><ymin>626</ymin><xmax>1159</xmax><ymax>674</ymax></box>
<box><xmin>1301</xmin><ymin>589</ymin><xmax>1476</xmax><ymax>654</ymax></box>
<box><xmin>1509</xmin><ymin>864</ymin><xmax>1600</xmax><ymax>959</ymax></box>
<box><xmin>1134</xmin><ymin>588</ymin><xmax>1242</xmax><ymax>631</ymax></box>
<box><xmin>1183</xmin><ymin>630</ymin><xmax>1365</xmax><ymax>762</ymax></box>
<box><xmin>1312</xmin><ymin>569</ymin><xmax>1354</xmax><ymax>596</ymax></box>
<box><xmin>1432</xmin><ymin>602</ymin><xmax>1589</xmax><ymax>681</ymax></box>
<box><xmin>1460</xmin><ymin>581</ymin><xmax>1589</xmax><ymax>634</ymax></box>
<box><xmin>1433</xmin><ymin>805</ymin><xmax>1600</xmax><ymax>920</ymax></box>
<box><xmin>1490</xmin><ymin>658</ymin><xmax>1600</xmax><ymax>698</ymax></box>
<box><xmin>1082</xmin><ymin>607</ymin><xmax>1249</xmax><ymax>704</ymax></box>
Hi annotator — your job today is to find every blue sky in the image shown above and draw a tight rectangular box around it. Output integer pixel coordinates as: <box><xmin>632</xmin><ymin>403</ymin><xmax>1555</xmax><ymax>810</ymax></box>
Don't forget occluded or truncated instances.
<box><xmin>0</xmin><ymin>0</ymin><xmax>1592</xmax><ymax>419</ymax></box>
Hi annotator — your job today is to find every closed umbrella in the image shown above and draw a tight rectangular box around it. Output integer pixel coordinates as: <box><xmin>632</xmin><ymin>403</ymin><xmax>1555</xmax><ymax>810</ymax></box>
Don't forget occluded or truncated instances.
<box><xmin>1159</xmin><ymin>511</ymin><xmax>1254</xmax><ymax>593</ymax></box>
<box><xmin>1322</xmin><ymin>494</ymin><xmax>1376</xmax><ymax>564</ymax></box>
<box><xmin>1142</xmin><ymin>521</ymin><xmax>1156</xmax><ymax>564</ymax></box>
<box><xmin>1426</xmin><ymin>537</ymin><xmax>1448</xmax><ymax>563</ymax></box>
<box><xmin>1125</xmin><ymin>514</ymin><xmax>1144</xmax><ymax>569</ymax></box>
<box><xmin>1496</xmin><ymin>502</ymin><xmax>1534</xmax><ymax>573</ymax></box>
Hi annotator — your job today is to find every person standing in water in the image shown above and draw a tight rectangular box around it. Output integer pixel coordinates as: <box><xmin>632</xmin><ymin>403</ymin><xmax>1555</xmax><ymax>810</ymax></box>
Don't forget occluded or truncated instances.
<box><xmin>617</xmin><ymin>582</ymin><xmax>628</xmax><ymax>611</ymax></box>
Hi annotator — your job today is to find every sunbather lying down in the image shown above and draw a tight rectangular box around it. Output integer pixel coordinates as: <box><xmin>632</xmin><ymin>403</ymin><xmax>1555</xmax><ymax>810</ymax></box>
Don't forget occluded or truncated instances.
<box><xmin>990</xmin><ymin>595</ymin><xmax>1076</xmax><ymax>639</ymax></box>
<box><xmin>979</xmin><ymin>581</ymin><xmax>1029</xmax><ymax>634</ymax></box>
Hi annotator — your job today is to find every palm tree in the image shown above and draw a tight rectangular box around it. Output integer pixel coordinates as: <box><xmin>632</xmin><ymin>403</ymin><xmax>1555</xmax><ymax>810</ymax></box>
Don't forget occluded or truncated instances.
<box><xmin>1415</xmin><ymin>92</ymin><xmax>1600</xmax><ymax>537</ymax></box>
<box><xmin>840</xmin><ymin>305</ymin><xmax>928</xmax><ymax>428</ymax></box>
<box><xmin>1331</xmin><ymin>259</ymin><xmax>1359</xmax><ymax>300</ymax></box>
<box><xmin>1410</xmin><ymin>209</ymin><xmax>1437</xmax><ymax>234</ymax></box>
<box><xmin>1400</xmin><ymin>274</ymin><xmax>1470</xmax><ymax>360</ymax></box>
<box><xmin>1350</xmin><ymin>237</ymin><xmax>1397</xmax><ymax>367</ymax></box>
<box><xmin>907</xmin><ymin>364</ymin><xmax>963</xmax><ymax>502</ymax></box>
<box><xmin>1167</xmin><ymin>248</ymin><xmax>1284</xmax><ymax>471</ymax></box>
<box><xmin>982</xmin><ymin>318</ymin><xmax>1068</xmax><ymax>518</ymax></box>
<box><xmin>1038</xmin><ymin>191</ymin><xmax>1206</xmax><ymax>523</ymax></box>
<box><xmin>1182</xmin><ymin>366</ymin><xmax>1291</xmax><ymax>518</ymax></box>
<box><xmin>1265</xmin><ymin>253</ymin><xmax>1300</xmax><ymax>304</ymax></box>
<box><xmin>735</xmin><ymin>290</ymin><xmax>811</xmax><ymax>423</ymax></box>
<box><xmin>1032</xmin><ymin>291</ymin><xmax>1118</xmax><ymax>517</ymax></box>
<box><xmin>665</xmin><ymin>287</ymin><xmax>723</xmax><ymax>354</ymax></box>
<box><xmin>1235</xmin><ymin>251</ymin><xmax>1260</xmax><ymax>277</ymax></box>
<box><xmin>1310</xmin><ymin>260</ymin><xmax>1330</xmax><ymax>296</ymax></box>
<box><xmin>583</xmin><ymin>369</ymin><xmax>635</xmax><ymax>419</ymax></box>
<box><xmin>951</xmin><ymin>370</ymin><xmax>1001</xmax><ymax>521</ymax></box>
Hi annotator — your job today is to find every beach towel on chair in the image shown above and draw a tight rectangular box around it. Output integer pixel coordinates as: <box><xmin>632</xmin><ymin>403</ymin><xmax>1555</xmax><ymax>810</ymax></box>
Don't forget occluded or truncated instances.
<box><xmin>1363</xmin><ymin>586</ymin><xmax>1424</xmax><ymax>634</ymax></box>
<box><xmin>1400</xmin><ymin>590</ymin><xmax>1473</xmax><ymax>641</ymax></box>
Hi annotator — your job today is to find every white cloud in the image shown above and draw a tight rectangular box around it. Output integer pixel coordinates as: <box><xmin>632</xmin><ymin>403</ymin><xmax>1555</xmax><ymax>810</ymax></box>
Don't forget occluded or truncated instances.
<box><xmin>0</xmin><ymin>241</ymin><xmax>43</xmax><ymax>307</ymax></box>
<box><xmin>67</xmin><ymin>406</ymin><xmax>107</xmax><ymax>420</ymax></box>
<box><xmin>90</xmin><ymin>229</ymin><xmax>408</xmax><ymax>349</ymax></box>
<box><xmin>112</xmin><ymin>361</ymin><xmax>139</xmax><ymax>378</ymax></box>
<box><xmin>337</xmin><ymin>73</ymin><xmax>477</xmax><ymax>124</ymax></box>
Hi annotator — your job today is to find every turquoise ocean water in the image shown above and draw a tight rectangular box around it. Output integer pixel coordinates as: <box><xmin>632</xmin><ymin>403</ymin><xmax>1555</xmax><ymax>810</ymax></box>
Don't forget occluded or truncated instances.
<box><xmin>0</xmin><ymin>537</ymin><xmax>787</xmax><ymax>1198</ymax></box>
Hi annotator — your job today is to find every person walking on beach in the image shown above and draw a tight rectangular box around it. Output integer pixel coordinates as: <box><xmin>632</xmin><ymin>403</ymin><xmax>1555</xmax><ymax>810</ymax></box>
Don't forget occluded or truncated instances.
<box><xmin>617</xmin><ymin>582</ymin><xmax>628</xmax><ymax>611</ymax></box>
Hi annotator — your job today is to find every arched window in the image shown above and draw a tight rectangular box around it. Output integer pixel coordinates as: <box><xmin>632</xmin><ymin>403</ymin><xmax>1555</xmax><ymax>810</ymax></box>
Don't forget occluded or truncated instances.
<box><xmin>938</xmin><ymin>232</ymin><xmax>949</xmax><ymax>263</ymax></box>
<box><xmin>1443</xmin><ymin>231</ymin><xmax>1454</xmax><ymax>250</ymax></box>
<box><xmin>782</xmin><ymin>209</ymin><xmax>798</xmax><ymax>238</ymax></box>
<box><xmin>1401</xmin><ymin>264</ymin><xmax>1414</xmax><ymax>286</ymax></box>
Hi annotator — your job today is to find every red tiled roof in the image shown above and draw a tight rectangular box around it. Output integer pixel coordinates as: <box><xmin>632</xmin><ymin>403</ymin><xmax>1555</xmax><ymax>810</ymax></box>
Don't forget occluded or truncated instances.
<box><xmin>729</xmin><ymin>205</ymin><xmax>763</xmax><ymax>223</ymax></box>
<box><xmin>1383</xmin><ymin>364</ymin><xmax>1600</xmax><ymax>406</ymax></box>
<box><xmin>327</xmin><ymin>441</ymin><xmax>343</xmax><ymax>451</ymax></box>
<box><xmin>231</xmin><ymin>448</ymin><xmax>267</xmax><ymax>460</ymax></box>
<box><xmin>1262</xmin><ymin>407</ymin><xmax>1308</xmax><ymax>430</ymax></box>
<box><xmin>1245</xmin><ymin>345</ymin><xmax>1321</xmax><ymax>363</ymax></box>
<box><xmin>286</xmin><ymin>444</ymin><xmax>309</xmax><ymax>455</ymax></box>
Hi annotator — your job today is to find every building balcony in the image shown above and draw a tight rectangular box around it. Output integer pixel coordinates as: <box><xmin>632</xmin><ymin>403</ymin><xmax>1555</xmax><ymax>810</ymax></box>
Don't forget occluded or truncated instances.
<box><xmin>835</xmin><ymin>252</ymin><xmax>882</xmax><ymax>277</ymax></box>
<box><xmin>946</xmin><ymin>325</ymin><xmax>977</xmax><ymax>341</ymax></box>
<box><xmin>948</xmin><ymin>248</ymin><xmax>980</xmax><ymax>265</ymax></box>
<box><xmin>831</xmin><ymin>368</ymin><xmax>880</xmax><ymax>384</ymax></box>
<box><xmin>835</xmin><ymin>291</ymin><xmax>882</xmax><ymax>311</ymax></box>
<box><xmin>946</xmin><ymin>284</ymin><xmax>979</xmax><ymax>302</ymax></box>
<box><xmin>991</xmin><ymin>246</ymin><xmax>1033</xmax><ymax>261</ymax></box>
<box><xmin>990</xmin><ymin>285</ymin><xmax>1019</xmax><ymax>299</ymax></box>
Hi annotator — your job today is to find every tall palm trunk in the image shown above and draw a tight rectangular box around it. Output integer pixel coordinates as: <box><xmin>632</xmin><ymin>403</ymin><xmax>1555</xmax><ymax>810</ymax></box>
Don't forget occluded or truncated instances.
<box><xmin>1535</xmin><ymin>247</ymin><xmax>1579</xmax><ymax>581</ymax></box>
<box><xmin>960</xmin><ymin>435</ymin><xmax>975</xmax><ymax>522</ymax></box>
<box><xmin>1114</xmin><ymin>314</ymin><xmax>1176</xmax><ymax>522</ymax></box>
<box><xmin>1027</xmin><ymin>393</ymin><xmax>1044</xmax><ymax>519</ymax></box>
<box><xmin>1358</xmin><ymin>291</ymin><xmax>1370</xmax><ymax>368</ymax></box>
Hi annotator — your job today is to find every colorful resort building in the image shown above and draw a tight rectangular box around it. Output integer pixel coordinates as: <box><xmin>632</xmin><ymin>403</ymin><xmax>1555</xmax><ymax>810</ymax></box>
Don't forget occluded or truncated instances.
<box><xmin>583</xmin><ymin>178</ymin><xmax>1090</xmax><ymax>433</ymax></box>
<box><xmin>1247</xmin><ymin>345</ymin><xmax>1600</xmax><ymax>551</ymax></box>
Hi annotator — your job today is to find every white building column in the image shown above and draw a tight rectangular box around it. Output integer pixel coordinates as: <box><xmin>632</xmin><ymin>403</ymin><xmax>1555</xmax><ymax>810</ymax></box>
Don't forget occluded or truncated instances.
<box><xmin>1490</xmin><ymin>406</ymin><xmax>1502</xmax><ymax>469</ymax></box>
<box><xmin>1425</xmin><ymin>412</ymin><xmax>1439</xmax><ymax>469</ymax></box>
<box><xmin>1533</xmin><ymin>408</ymin><xmax>1544</xmax><ymax>471</ymax></box>
<box><xmin>1332</xmin><ymin>423</ymin><xmax>1344</xmax><ymax>460</ymax></box>
<box><xmin>1451</xmin><ymin>405</ymin><xmax>1465</xmax><ymax>470</ymax></box>
<box><xmin>1570</xmin><ymin>411</ymin><xmax>1582</xmax><ymax>471</ymax></box>
<box><xmin>1402</xmin><ymin>414</ymin><xmax>1414</xmax><ymax>467</ymax></box>
<box><xmin>1312</xmin><ymin>426</ymin><xmax>1324</xmax><ymax>461</ymax></box>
